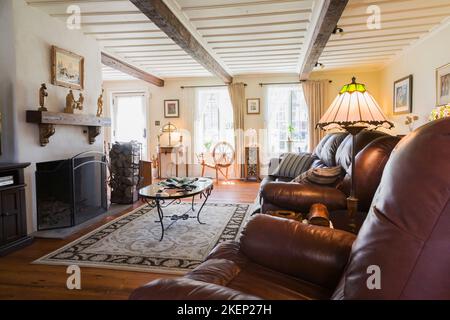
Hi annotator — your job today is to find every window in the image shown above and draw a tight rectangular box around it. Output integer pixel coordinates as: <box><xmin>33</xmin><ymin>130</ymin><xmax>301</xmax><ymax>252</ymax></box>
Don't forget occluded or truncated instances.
<box><xmin>194</xmin><ymin>88</ymin><xmax>234</xmax><ymax>154</ymax></box>
<box><xmin>266</xmin><ymin>85</ymin><xmax>309</xmax><ymax>156</ymax></box>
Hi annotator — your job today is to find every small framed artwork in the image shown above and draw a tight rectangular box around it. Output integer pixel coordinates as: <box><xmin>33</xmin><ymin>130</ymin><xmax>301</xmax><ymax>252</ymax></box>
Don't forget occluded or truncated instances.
<box><xmin>393</xmin><ymin>75</ymin><xmax>413</xmax><ymax>115</ymax></box>
<box><xmin>51</xmin><ymin>46</ymin><xmax>84</xmax><ymax>90</ymax></box>
<box><xmin>164</xmin><ymin>100</ymin><xmax>180</xmax><ymax>118</ymax></box>
<box><xmin>247</xmin><ymin>98</ymin><xmax>260</xmax><ymax>114</ymax></box>
<box><xmin>436</xmin><ymin>63</ymin><xmax>450</xmax><ymax>106</ymax></box>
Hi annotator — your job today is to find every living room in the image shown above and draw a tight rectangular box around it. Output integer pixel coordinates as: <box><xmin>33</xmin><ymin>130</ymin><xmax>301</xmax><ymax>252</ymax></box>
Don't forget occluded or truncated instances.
<box><xmin>0</xmin><ymin>0</ymin><xmax>449</xmax><ymax>305</ymax></box>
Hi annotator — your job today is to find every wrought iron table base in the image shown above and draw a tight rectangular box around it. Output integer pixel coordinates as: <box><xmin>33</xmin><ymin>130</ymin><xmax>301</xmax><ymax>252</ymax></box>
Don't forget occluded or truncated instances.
<box><xmin>143</xmin><ymin>189</ymin><xmax>212</xmax><ymax>241</ymax></box>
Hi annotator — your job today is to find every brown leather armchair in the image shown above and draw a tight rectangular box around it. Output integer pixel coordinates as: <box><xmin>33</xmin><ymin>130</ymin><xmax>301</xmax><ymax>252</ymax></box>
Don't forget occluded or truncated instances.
<box><xmin>261</xmin><ymin>132</ymin><xmax>400</xmax><ymax>231</ymax></box>
<box><xmin>130</xmin><ymin>118</ymin><xmax>450</xmax><ymax>300</ymax></box>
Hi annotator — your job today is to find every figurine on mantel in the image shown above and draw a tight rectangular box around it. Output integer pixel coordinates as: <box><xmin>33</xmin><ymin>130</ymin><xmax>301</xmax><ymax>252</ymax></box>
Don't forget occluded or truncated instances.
<box><xmin>76</xmin><ymin>93</ymin><xmax>84</xmax><ymax>111</ymax></box>
<box><xmin>64</xmin><ymin>90</ymin><xmax>84</xmax><ymax>114</ymax></box>
<box><xmin>64</xmin><ymin>90</ymin><xmax>76</xmax><ymax>113</ymax></box>
<box><xmin>97</xmin><ymin>89</ymin><xmax>104</xmax><ymax>117</ymax></box>
<box><xmin>38</xmin><ymin>83</ymin><xmax>48</xmax><ymax>112</ymax></box>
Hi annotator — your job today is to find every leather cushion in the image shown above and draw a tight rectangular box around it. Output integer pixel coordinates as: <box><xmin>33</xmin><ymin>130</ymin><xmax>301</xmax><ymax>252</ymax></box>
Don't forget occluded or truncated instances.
<box><xmin>313</xmin><ymin>132</ymin><xmax>348</xmax><ymax>167</ymax></box>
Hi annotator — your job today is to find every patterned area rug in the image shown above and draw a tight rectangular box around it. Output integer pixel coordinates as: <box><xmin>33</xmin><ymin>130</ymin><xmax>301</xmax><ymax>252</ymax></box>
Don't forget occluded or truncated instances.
<box><xmin>33</xmin><ymin>202</ymin><xmax>252</xmax><ymax>274</ymax></box>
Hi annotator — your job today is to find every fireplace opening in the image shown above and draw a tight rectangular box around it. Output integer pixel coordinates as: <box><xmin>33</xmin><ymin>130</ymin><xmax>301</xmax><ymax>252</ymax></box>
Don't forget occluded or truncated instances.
<box><xmin>36</xmin><ymin>151</ymin><xmax>108</xmax><ymax>230</ymax></box>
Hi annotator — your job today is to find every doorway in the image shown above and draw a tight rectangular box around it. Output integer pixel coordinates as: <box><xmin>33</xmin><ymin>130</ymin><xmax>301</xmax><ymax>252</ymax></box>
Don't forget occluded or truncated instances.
<box><xmin>111</xmin><ymin>92</ymin><xmax>148</xmax><ymax>160</ymax></box>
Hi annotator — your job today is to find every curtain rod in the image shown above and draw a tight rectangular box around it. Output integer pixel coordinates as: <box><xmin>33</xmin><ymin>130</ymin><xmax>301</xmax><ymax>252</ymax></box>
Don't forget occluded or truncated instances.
<box><xmin>259</xmin><ymin>80</ymin><xmax>332</xmax><ymax>87</ymax></box>
<box><xmin>180</xmin><ymin>84</ymin><xmax>247</xmax><ymax>89</ymax></box>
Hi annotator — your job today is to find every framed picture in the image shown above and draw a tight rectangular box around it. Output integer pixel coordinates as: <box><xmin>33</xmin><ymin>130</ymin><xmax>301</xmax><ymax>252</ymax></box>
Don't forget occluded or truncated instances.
<box><xmin>247</xmin><ymin>98</ymin><xmax>260</xmax><ymax>114</ymax></box>
<box><xmin>393</xmin><ymin>75</ymin><xmax>413</xmax><ymax>115</ymax></box>
<box><xmin>436</xmin><ymin>63</ymin><xmax>450</xmax><ymax>106</ymax></box>
<box><xmin>51</xmin><ymin>46</ymin><xmax>84</xmax><ymax>90</ymax></box>
<box><xmin>164</xmin><ymin>100</ymin><xmax>180</xmax><ymax>118</ymax></box>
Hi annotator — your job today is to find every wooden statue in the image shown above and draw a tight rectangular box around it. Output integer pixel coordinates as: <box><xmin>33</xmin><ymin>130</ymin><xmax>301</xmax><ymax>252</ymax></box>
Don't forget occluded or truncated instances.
<box><xmin>38</xmin><ymin>83</ymin><xmax>48</xmax><ymax>111</ymax></box>
<box><xmin>64</xmin><ymin>90</ymin><xmax>76</xmax><ymax>113</ymax></box>
<box><xmin>97</xmin><ymin>89</ymin><xmax>104</xmax><ymax>117</ymax></box>
<box><xmin>76</xmin><ymin>93</ymin><xmax>84</xmax><ymax>111</ymax></box>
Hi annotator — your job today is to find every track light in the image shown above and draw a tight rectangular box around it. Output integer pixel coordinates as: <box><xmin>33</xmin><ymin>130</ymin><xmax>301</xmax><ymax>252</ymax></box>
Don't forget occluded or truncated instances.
<box><xmin>315</xmin><ymin>62</ymin><xmax>325</xmax><ymax>69</ymax></box>
<box><xmin>332</xmin><ymin>26</ymin><xmax>345</xmax><ymax>37</ymax></box>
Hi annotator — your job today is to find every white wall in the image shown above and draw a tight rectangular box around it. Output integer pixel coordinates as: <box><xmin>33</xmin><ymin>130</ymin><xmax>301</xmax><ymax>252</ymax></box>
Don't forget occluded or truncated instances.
<box><xmin>3</xmin><ymin>0</ymin><xmax>103</xmax><ymax>232</ymax></box>
<box><xmin>379</xmin><ymin>21</ymin><xmax>450</xmax><ymax>134</ymax></box>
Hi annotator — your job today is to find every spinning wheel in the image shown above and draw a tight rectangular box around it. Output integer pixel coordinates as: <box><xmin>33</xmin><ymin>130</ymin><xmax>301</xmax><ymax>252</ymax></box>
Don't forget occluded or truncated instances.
<box><xmin>212</xmin><ymin>142</ymin><xmax>235</xmax><ymax>168</ymax></box>
<box><xmin>198</xmin><ymin>141</ymin><xmax>235</xmax><ymax>183</ymax></box>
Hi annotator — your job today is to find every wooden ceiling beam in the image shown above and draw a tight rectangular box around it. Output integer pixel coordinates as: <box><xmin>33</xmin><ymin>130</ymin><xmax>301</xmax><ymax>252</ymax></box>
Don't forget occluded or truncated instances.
<box><xmin>101</xmin><ymin>52</ymin><xmax>164</xmax><ymax>87</ymax></box>
<box><xmin>299</xmin><ymin>0</ymin><xmax>349</xmax><ymax>80</ymax></box>
<box><xmin>130</xmin><ymin>0</ymin><xmax>232</xmax><ymax>83</ymax></box>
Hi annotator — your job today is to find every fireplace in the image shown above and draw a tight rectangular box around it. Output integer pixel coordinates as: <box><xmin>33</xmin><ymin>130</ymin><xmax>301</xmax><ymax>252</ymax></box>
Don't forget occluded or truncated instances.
<box><xmin>36</xmin><ymin>151</ymin><xmax>108</xmax><ymax>230</ymax></box>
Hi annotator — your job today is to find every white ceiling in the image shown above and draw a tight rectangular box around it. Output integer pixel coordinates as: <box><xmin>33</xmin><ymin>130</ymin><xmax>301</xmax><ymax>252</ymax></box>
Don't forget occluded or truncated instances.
<box><xmin>26</xmin><ymin>0</ymin><xmax>450</xmax><ymax>80</ymax></box>
<box><xmin>27</xmin><ymin>0</ymin><xmax>323</xmax><ymax>80</ymax></box>
<box><xmin>319</xmin><ymin>0</ymin><xmax>450</xmax><ymax>70</ymax></box>
<box><xmin>27</xmin><ymin>0</ymin><xmax>212</xmax><ymax>79</ymax></box>
<box><xmin>166</xmin><ymin>0</ymin><xmax>320</xmax><ymax>75</ymax></box>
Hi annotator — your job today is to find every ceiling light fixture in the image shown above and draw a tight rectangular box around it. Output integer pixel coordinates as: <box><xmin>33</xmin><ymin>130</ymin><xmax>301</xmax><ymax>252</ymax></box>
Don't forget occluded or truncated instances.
<box><xmin>315</xmin><ymin>62</ymin><xmax>325</xmax><ymax>69</ymax></box>
<box><xmin>332</xmin><ymin>26</ymin><xmax>345</xmax><ymax>37</ymax></box>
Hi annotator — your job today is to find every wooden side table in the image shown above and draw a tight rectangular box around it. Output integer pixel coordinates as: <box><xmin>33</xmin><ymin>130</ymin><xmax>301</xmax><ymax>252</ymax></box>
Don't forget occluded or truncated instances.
<box><xmin>266</xmin><ymin>210</ymin><xmax>302</xmax><ymax>222</ymax></box>
<box><xmin>244</xmin><ymin>146</ymin><xmax>261</xmax><ymax>181</ymax></box>
<box><xmin>158</xmin><ymin>145</ymin><xmax>189</xmax><ymax>178</ymax></box>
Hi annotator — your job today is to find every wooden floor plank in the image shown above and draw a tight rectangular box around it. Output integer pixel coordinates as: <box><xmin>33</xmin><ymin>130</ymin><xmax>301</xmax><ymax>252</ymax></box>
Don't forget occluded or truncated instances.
<box><xmin>0</xmin><ymin>181</ymin><xmax>259</xmax><ymax>300</ymax></box>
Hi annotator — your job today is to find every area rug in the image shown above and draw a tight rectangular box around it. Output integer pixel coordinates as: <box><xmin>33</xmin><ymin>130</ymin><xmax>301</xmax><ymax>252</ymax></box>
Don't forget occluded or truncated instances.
<box><xmin>33</xmin><ymin>202</ymin><xmax>253</xmax><ymax>274</ymax></box>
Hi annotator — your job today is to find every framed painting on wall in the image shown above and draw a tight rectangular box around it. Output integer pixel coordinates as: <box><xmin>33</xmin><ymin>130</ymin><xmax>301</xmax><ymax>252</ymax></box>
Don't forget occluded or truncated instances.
<box><xmin>164</xmin><ymin>100</ymin><xmax>180</xmax><ymax>118</ymax></box>
<box><xmin>436</xmin><ymin>63</ymin><xmax>450</xmax><ymax>106</ymax></box>
<box><xmin>393</xmin><ymin>75</ymin><xmax>413</xmax><ymax>115</ymax></box>
<box><xmin>247</xmin><ymin>98</ymin><xmax>260</xmax><ymax>114</ymax></box>
<box><xmin>51</xmin><ymin>46</ymin><xmax>84</xmax><ymax>90</ymax></box>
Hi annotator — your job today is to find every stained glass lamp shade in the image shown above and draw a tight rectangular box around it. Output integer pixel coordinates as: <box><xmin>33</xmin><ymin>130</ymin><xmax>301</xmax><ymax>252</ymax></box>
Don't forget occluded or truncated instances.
<box><xmin>317</xmin><ymin>77</ymin><xmax>393</xmax><ymax>130</ymax></box>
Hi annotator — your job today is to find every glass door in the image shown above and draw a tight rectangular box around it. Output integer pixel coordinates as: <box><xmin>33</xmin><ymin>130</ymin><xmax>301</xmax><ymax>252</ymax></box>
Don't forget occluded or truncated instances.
<box><xmin>112</xmin><ymin>93</ymin><xmax>148</xmax><ymax>160</ymax></box>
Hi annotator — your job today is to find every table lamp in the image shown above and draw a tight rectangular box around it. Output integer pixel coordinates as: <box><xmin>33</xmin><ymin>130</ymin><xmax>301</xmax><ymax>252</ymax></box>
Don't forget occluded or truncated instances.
<box><xmin>161</xmin><ymin>122</ymin><xmax>178</xmax><ymax>146</ymax></box>
<box><xmin>316</xmin><ymin>77</ymin><xmax>394</xmax><ymax>230</ymax></box>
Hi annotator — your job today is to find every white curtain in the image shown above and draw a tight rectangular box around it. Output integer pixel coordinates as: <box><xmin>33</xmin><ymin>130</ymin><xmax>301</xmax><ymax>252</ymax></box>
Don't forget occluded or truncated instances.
<box><xmin>302</xmin><ymin>80</ymin><xmax>329</xmax><ymax>151</ymax></box>
<box><xmin>228</xmin><ymin>83</ymin><xmax>246</xmax><ymax>179</ymax></box>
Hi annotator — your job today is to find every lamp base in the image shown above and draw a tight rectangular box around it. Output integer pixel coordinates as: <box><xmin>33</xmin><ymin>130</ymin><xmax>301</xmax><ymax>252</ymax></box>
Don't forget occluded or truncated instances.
<box><xmin>347</xmin><ymin>196</ymin><xmax>358</xmax><ymax>233</ymax></box>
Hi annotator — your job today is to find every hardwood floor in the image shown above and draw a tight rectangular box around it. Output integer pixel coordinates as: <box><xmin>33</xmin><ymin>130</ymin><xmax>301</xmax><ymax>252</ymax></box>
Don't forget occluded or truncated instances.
<box><xmin>0</xmin><ymin>181</ymin><xmax>259</xmax><ymax>300</ymax></box>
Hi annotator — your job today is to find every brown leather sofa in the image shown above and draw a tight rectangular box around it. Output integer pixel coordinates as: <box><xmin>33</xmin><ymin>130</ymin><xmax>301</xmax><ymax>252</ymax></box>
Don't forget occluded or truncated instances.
<box><xmin>130</xmin><ymin>118</ymin><xmax>450</xmax><ymax>300</ymax></box>
<box><xmin>261</xmin><ymin>130</ymin><xmax>400</xmax><ymax>231</ymax></box>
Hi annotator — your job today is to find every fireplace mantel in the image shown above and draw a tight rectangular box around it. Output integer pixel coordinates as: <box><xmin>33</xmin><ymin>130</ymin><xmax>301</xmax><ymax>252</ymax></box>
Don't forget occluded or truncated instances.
<box><xmin>26</xmin><ymin>110</ymin><xmax>111</xmax><ymax>146</ymax></box>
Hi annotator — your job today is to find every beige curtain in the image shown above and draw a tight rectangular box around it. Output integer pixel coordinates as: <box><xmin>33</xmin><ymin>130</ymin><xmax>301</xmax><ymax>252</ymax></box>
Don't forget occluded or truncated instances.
<box><xmin>228</xmin><ymin>82</ymin><xmax>246</xmax><ymax>179</ymax></box>
<box><xmin>303</xmin><ymin>80</ymin><xmax>329</xmax><ymax>151</ymax></box>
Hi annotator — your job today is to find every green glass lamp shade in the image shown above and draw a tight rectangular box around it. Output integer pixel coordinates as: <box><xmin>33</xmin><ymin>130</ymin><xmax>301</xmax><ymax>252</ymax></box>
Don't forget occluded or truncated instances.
<box><xmin>339</xmin><ymin>77</ymin><xmax>367</xmax><ymax>94</ymax></box>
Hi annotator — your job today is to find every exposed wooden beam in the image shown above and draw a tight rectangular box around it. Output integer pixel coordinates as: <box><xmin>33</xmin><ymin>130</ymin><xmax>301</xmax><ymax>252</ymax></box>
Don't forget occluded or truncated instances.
<box><xmin>101</xmin><ymin>52</ymin><xmax>164</xmax><ymax>87</ymax></box>
<box><xmin>300</xmin><ymin>0</ymin><xmax>349</xmax><ymax>80</ymax></box>
<box><xmin>130</xmin><ymin>0</ymin><xmax>232</xmax><ymax>83</ymax></box>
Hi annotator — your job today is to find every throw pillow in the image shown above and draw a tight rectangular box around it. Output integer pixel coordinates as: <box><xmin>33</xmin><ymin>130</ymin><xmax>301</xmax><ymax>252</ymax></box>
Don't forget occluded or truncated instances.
<box><xmin>293</xmin><ymin>166</ymin><xmax>343</xmax><ymax>186</ymax></box>
<box><xmin>272</xmin><ymin>153</ymin><xmax>315</xmax><ymax>179</ymax></box>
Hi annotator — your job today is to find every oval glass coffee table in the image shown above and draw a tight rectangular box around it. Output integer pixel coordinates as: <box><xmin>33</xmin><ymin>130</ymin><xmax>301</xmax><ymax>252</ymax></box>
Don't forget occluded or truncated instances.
<box><xmin>139</xmin><ymin>178</ymin><xmax>214</xmax><ymax>241</ymax></box>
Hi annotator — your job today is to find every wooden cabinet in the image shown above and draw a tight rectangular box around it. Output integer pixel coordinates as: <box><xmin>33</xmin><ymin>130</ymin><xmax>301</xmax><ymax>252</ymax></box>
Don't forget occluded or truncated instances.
<box><xmin>0</xmin><ymin>163</ymin><xmax>32</xmax><ymax>256</ymax></box>
<box><xmin>244</xmin><ymin>147</ymin><xmax>261</xmax><ymax>181</ymax></box>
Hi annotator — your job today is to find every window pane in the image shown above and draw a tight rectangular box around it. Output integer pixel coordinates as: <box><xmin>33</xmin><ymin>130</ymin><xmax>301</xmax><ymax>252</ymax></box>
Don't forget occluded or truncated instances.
<box><xmin>195</xmin><ymin>88</ymin><xmax>234</xmax><ymax>155</ymax></box>
<box><xmin>267</xmin><ymin>85</ymin><xmax>309</xmax><ymax>157</ymax></box>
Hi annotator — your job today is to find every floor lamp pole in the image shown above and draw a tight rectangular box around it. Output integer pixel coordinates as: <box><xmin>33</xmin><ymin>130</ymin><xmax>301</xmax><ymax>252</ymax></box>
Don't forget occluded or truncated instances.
<box><xmin>345</xmin><ymin>126</ymin><xmax>365</xmax><ymax>233</ymax></box>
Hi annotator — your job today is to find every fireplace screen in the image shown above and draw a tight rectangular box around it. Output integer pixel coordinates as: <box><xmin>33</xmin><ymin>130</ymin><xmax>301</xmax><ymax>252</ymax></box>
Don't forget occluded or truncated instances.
<box><xmin>36</xmin><ymin>151</ymin><xmax>108</xmax><ymax>230</ymax></box>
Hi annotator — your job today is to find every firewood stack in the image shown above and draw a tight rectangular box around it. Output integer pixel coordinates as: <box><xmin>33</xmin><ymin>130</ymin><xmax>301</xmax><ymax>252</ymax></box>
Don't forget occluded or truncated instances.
<box><xmin>109</xmin><ymin>141</ymin><xmax>141</xmax><ymax>204</ymax></box>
